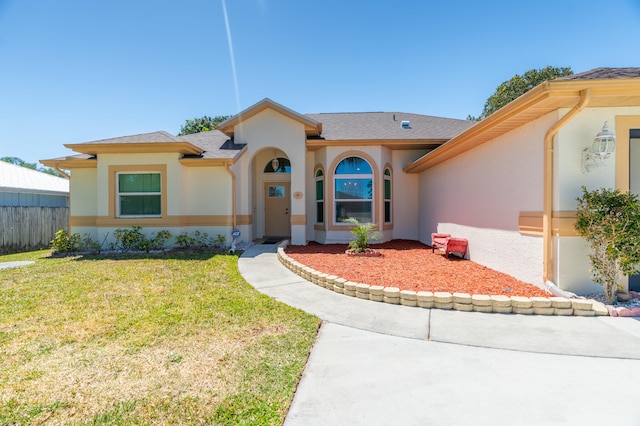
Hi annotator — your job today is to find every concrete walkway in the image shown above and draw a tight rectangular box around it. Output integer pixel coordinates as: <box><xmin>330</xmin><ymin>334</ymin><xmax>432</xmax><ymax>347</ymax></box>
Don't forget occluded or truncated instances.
<box><xmin>0</xmin><ymin>261</ymin><xmax>34</xmax><ymax>270</ymax></box>
<box><xmin>238</xmin><ymin>244</ymin><xmax>640</xmax><ymax>425</ymax></box>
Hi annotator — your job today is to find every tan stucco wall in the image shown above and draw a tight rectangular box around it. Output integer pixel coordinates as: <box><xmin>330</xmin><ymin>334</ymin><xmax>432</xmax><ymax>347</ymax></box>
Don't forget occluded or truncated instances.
<box><xmin>70</xmin><ymin>168</ymin><xmax>97</xmax><ymax>216</ymax></box>
<box><xmin>553</xmin><ymin>107</ymin><xmax>640</xmax><ymax>293</ymax></box>
<box><xmin>235</xmin><ymin>108</ymin><xmax>307</xmax><ymax>243</ymax></box>
<box><xmin>181</xmin><ymin>166</ymin><xmax>231</xmax><ymax>215</ymax></box>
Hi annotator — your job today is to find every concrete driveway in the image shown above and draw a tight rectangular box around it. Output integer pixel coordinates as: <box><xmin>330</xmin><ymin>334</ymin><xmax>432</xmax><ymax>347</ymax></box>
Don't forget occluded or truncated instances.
<box><xmin>239</xmin><ymin>244</ymin><xmax>640</xmax><ymax>426</ymax></box>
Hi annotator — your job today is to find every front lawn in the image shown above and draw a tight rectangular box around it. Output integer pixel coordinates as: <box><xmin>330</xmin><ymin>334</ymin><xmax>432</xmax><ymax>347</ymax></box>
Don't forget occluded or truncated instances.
<box><xmin>0</xmin><ymin>250</ymin><xmax>319</xmax><ymax>425</ymax></box>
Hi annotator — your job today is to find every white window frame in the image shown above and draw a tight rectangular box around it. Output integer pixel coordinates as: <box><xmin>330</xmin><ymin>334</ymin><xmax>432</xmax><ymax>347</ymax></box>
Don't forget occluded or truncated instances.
<box><xmin>333</xmin><ymin>157</ymin><xmax>374</xmax><ymax>225</ymax></box>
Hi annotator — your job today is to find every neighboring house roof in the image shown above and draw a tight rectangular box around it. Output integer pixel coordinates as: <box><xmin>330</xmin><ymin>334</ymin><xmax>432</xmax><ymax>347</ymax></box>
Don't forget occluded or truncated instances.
<box><xmin>0</xmin><ymin>161</ymin><xmax>69</xmax><ymax>195</ymax></box>
<box><xmin>405</xmin><ymin>67</ymin><xmax>640</xmax><ymax>173</ymax></box>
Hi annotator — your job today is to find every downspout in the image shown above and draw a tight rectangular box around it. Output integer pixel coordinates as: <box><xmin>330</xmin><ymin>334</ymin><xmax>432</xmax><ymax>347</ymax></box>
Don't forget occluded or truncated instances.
<box><xmin>542</xmin><ymin>88</ymin><xmax>590</xmax><ymax>284</ymax></box>
<box><xmin>224</xmin><ymin>161</ymin><xmax>237</xmax><ymax>229</ymax></box>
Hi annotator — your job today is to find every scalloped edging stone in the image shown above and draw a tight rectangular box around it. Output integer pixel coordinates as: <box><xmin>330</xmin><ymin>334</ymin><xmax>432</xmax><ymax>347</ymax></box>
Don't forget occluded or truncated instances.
<box><xmin>277</xmin><ymin>245</ymin><xmax>615</xmax><ymax>317</ymax></box>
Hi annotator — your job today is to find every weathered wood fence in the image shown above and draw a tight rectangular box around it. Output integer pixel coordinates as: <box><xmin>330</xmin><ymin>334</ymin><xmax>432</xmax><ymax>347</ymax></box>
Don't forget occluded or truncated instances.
<box><xmin>0</xmin><ymin>206</ymin><xmax>68</xmax><ymax>254</ymax></box>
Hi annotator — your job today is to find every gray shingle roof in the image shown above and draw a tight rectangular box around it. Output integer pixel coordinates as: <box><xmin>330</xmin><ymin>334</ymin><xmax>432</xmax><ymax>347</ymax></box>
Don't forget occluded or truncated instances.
<box><xmin>305</xmin><ymin>112</ymin><xmax>473</xmax><ymax>140</ymax></box>
<box><xmin>559</xmin><ymin>67</ymin><xmax>640</xmax><ymax>81</ymax></box>
<box><xmin>176</xmin><ymin>130</ymin><xmax>245</xmax><ymax>159</ymax></box>
<box><xmin>72</xmin><ymin>131</ymin><xmax>181</xmax><ymax>144</ymax></box>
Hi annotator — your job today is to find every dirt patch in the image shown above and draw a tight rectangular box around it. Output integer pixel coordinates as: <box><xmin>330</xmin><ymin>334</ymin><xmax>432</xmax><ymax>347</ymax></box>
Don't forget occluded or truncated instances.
<box><xmin>286</xmin><ymin>240</ymin><xmax>549</xmax><ymax>298</ymax></box>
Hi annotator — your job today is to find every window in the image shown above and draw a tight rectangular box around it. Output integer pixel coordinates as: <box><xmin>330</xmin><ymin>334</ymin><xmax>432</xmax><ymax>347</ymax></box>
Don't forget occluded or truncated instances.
<box><xmin>117</xmin><ymin>173</ymin><xmax>161</xmax><ymax>217</ymax></box>
<box><xmin>334</xmin><ymin>156</ymin><xmax>373</xmax><ymax>223</ymax></box>
<box><xmin>384</xmin><ymin>168</ymin><xmax>392</xmax><ymax>223</ymax></box>
<box><xmin>263</xmin><ymin>157</ymin><xmax>291</xmax><ymax>173</ymax></box>
<box><xmin>315</xmin><ymin>169</ymin><xmax>324</xmax><ymax>223</ymax></box>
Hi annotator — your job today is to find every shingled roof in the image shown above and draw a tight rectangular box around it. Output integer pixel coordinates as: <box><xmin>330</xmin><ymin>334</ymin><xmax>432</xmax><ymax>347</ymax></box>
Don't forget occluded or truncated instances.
<box><xmin>305</xmin><ymin>112</ymin><xmax>473</xmax><ymax>141</ymax></box>
<box><xmin>558</xmin><ymin>67</ymin><xmax>640</xmax><ymax>81</ymax></box>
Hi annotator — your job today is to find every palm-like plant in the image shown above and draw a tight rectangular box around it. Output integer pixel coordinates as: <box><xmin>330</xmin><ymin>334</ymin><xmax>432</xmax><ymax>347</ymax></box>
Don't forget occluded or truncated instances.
<box><xmin>346</xmin><ymin>217</ymin><xmax>380</xmax><ymax>253</ymax></box>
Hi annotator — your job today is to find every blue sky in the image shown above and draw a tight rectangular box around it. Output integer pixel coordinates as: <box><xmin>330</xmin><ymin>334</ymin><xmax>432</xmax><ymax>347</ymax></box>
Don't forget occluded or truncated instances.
<box><xmin>1</xmin><ymin>0</ymin><xmax>639</xmax><ymax>166</ymax></box>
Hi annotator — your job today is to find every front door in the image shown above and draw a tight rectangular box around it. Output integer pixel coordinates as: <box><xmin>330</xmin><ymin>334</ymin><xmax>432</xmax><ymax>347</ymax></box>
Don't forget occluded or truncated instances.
<box><xmin>264</xmin><ymin>182</ymin><xmax>290</xmax><ymax>237</ymax></box>
<box><xmin>629</xmin><ymin>129</ymin><xmax>640</xmax><ymax>291</ymax></box>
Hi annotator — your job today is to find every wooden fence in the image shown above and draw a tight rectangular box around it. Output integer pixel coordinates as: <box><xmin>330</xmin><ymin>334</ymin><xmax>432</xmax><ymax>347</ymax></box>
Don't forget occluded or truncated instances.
<box><xmin>0</xmin><ymin>206</ymin><xmax>68</xmax><ymax>254</ymax></box>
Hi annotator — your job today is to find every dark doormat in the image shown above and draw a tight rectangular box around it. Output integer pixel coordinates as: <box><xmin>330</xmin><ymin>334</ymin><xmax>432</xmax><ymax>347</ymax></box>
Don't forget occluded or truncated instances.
<box><xmin>262</xmin><ymin>238</ymin><xmax>282</xmax><ymax>245</ymax></box>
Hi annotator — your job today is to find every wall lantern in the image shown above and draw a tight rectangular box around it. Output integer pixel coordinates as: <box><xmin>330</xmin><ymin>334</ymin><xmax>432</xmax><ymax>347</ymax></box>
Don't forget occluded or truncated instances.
<box><xmin>581</xmin><ymin>121</ymin><xmax>616</xmax><ymax>173</ymax></box>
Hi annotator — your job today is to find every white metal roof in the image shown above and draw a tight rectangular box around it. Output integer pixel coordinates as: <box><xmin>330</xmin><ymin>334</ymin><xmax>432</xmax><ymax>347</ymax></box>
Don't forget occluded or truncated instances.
<box><xmin>0</xmin><ymin>161</ymin><xmax>69</xmax><ymax>195</ymax></box>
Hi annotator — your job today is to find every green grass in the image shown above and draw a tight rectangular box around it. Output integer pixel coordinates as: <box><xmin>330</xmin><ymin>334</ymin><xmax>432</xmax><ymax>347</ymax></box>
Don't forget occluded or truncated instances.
<box><xmin>0</xmin><ymin>250</ymin><xmax>320</xmax><ymax>425</ymax></box>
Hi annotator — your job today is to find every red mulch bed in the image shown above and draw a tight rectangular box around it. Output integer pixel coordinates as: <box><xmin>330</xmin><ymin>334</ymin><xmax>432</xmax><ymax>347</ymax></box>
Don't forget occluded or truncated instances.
<box><xmin>285</xmin><ymin>240</ymin><xmax>549</xmax><ymax>298</ymax></box>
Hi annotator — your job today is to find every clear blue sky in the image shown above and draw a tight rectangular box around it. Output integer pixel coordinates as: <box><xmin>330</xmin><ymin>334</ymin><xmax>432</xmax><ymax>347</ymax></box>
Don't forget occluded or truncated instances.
<box><xmin>1</xmin><ymin>0</ymin><xmax>639</xmax><ymax>165</ymax></box>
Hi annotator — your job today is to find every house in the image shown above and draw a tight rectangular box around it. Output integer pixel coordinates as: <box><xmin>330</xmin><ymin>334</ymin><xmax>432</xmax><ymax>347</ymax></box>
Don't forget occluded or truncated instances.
<box><xmin>40</xmin><ymin>98</ymin><xmax>472</xmax><ymax>248</ymax></box>
<box><xmin>41</xmin><ymin>67</ymin><xmax>640</xmax><ymax>295</ymax></box>
<box><xmin>0</xmin><ymin>160</ymin><xmax>69</xmax><ymax>252</ymax></box>
<box><xmin>405</xmin><ymin>67</ymin><xmax>640</xmax><ymax>294</ymax></box>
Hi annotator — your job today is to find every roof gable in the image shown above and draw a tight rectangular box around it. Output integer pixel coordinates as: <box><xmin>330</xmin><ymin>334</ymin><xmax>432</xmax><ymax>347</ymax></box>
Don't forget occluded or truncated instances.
<box><xmin>217</xmin><ymin>98</ymin><xmax>322</xmax><ymax>137</ymax></box>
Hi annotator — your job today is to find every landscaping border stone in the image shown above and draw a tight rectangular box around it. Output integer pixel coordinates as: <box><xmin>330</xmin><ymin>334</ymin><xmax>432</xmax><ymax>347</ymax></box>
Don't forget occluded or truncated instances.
<box><xmin>277</xmin><ymin>245</ymin><xmax>613</xmax><ymax>317</ymax></box>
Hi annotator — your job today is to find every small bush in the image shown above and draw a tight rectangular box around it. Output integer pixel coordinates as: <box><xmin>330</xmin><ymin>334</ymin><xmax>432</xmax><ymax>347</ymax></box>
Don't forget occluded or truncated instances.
<box><xmin>111</xmin><ymin>227</ymin><xmax>172</xmax><ymax>252</ymax></box>
<box><xmin>174</xmin><ymin>231</ymin><xmax>226</xmax><ymax>250</ymax></box>
<box><xmin>50</xmin><ymin>230</ymin><xmax>81</xmax><ymax>253</ymax></box>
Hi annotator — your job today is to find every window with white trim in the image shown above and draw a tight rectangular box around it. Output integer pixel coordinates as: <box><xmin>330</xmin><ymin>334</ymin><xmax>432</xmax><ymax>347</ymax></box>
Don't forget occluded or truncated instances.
<box><xmin>334</xmin><ymin>156</ymin><xmax>373</xmax><ymax>223</ymax></box>
<box><xmin>315</xmin><ymin>169</ymin><xmax>324</xmax><ymax>223</ymax></box>
<box><xmin>117</xmin><ymin>172</ymin><xmax>161</xmax><ymax>217</ymax></box>
<box><xmin>384</xmin><ymin>168</ymin><xmax>392</xmax><ymax>223</ymax></box>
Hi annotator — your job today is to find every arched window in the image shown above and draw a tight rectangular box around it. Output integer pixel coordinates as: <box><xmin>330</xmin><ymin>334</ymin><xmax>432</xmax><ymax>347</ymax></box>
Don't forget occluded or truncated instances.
<box><xmin>263</xmin><ymin>157</ymin><xmax>291</xmax><ymax>173</ymax></box>
<box><xmin>334</xmin><ymin>156</ymin><xmax>373</xmax><ymax>223</ymax></box>
<box><xmin>315</xmin><ymin>169</ymin><xmax>324</xmax><ymax>223</ymax></box>
<box><xmin>384</xmin><ymin>168</ymin><xmax>392</xmax><ymax>224</ymax></box>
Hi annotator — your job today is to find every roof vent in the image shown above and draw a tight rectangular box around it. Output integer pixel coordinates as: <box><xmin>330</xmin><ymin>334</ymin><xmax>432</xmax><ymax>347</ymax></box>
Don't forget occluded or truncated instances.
<box><xmin>401</xmin><ymin>120</ymin><xmax>411</xmax><ymax>129</ymax></box>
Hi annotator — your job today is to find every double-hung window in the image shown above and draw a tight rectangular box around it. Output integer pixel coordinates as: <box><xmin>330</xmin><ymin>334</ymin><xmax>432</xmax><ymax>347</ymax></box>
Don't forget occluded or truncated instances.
<box><xmin>117</xmin><ymin>172</ymin><xmax>162</xmax><ymax>217</ymax></box>
<box><xmin>334</xmin><ymin>156</ymin><xmax>373</xmax><ymax>223</ymax></box>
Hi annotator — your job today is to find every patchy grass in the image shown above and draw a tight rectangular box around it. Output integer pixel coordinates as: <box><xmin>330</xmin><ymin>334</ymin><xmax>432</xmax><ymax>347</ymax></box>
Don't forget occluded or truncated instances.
<box><xmin>0</xmin><ymin>250</ymin><xmax>320</xmax><ymax>425</ymax></box>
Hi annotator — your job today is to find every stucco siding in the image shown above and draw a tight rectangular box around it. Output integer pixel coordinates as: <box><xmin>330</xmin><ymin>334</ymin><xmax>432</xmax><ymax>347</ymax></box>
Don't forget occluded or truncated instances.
<box><xmin>417</xmin><ymin>113</ymin><xmax>555</xmax><ymax>287</ymax></box>
<box><xmin>181</xmin><ymin>166</ymin><xmax>231</xmax><ymax>215</ymax></box>
<box><xmin>391</xmin><ymin>149</ymin><xmax>423</xmax><ymax>240</ymax></box>
<box><xmin>70</xmin><ymin>168</ymin><xmax>97</xmax><ymax>216</ymax></box>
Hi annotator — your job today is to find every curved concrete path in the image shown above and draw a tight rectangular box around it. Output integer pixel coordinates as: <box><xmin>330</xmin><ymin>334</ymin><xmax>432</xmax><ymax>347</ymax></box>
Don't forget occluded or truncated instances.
<box><xmin>239</xmin><ymin>244</ymin><xmax>640</xmax><ymax>425</ymax></box>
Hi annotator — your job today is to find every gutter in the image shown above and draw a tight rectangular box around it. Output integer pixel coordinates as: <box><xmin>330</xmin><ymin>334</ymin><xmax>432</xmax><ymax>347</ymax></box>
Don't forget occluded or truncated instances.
<box><xmin>53</xmin><ymin>166</ymin><xmax>70</xmax><ymax>179</ymax></box>
<box><xmin>542</xmin><ymin>88</ymin><xmax>590</xmax><ymax>283</ymax></box>
<box><xmin>224</xmin><ymin>161</ymin><xmax>237</xmax><ymax>229</ymax></box>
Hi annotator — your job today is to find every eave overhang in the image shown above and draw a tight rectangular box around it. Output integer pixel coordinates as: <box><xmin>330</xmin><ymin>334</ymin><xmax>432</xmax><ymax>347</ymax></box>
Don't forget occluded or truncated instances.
<box><xmin>64</xmin><ymin>142</ymin><xmax>203</xmax><ymax>156</ymax></box>
<box><xmin>404</xmin><ymin>78</ymin><xmax>640</xmax><ymax>173</ymax></box>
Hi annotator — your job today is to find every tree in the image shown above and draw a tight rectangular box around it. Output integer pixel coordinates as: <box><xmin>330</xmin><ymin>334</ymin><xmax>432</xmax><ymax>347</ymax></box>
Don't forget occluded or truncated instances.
<box><xmin>574</xmin><ymin>186</ymin><xmax>640</xmax><ymax>303</ymax></box>
<box><xmin>1</xmin><ymin>157</ymin><xmax>66</xmax><ymax>178</ymax></box>
<box><xmin>472</xmin><ymin>66</ymin><xmax>573</xmax><ymax>121</ymax></box>
<box><xmin>177</xmin><ymin>115</ymin><xmax>231</xmax><ymax>136</ymax></box>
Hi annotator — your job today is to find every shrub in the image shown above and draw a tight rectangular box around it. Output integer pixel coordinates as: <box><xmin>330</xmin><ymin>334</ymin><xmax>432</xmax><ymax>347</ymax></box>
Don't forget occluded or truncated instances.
<box><xmin>345</xmin><ymin>217</ymin><xmax>380</xmax><ymax>253</ymax></box>
<box><xmin>174</xmin><ymin>231</ymin><xmax>226</xmax><ymax>250</ymax></box>
<box><xmin>50</xmin><ymin>229</ymin><xmax>81</xmax><ymax>253</ymax></box>
<box><xmin>575</xmin><ymin>186</ymin><xmax>640</xmax><ymax>303</ymax></box>
<box><xmin>111</xmin><ymin>227</ymin><xmax>172</xmax><ymax>252</ymax></box>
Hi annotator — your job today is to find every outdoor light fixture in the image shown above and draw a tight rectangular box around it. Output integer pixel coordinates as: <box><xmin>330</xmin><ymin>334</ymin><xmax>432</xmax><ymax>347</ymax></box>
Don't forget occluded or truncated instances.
<box><xmin>581</xmin><ymin>121</ymin><xmax>616</xmax><ymax>173</ymax></box>
<box><xmin>271</xmin><ymin>149</ymin><xmax>279</xmax><ymax>172</ymax></box>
